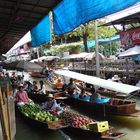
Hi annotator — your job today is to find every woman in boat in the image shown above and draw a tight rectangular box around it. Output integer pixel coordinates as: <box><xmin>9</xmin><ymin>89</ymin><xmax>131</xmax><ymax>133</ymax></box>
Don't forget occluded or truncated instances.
<box><xmin>39</xmin><ymin>80</ymin><xmax>46</xmax><ymax>94</ymax></box>
<box><xmin>90</xmin><ymin>86</ymin><xmax>101</xmax><ymax>102</ymax></box>
<box><xmin>79</xmin><ymin>89</ymin><xmax>90</xmax><ymax>101</ymax></box>
<box><xmin>136</xmin><ymin>80</ymin><xmax>140</xmax><ymax>87</ymax></box>
<box><xmin>111</xmin><ymin>75</ymin><xmax>122</xmax><ymax>83</ymax></box>
<box><xmin>15</xmin><ymin>84</ymin><xmax>32</xmax><ymax>106</ymax></box>
<box><xmin>55</xmin><ymin>78</ymin><xmax>63</xmax><ymax>90</ymax></box>
<box><xmin>41</xmin><ymin>94</ymin><xmax>63</xmax><ymax>115</ymax></box>
<box><xmin>71</xmin><ymin>88</ymin><xmax>80</xmax><ymax>99</ymax></box>
<box><xmin>24</xmin><ymin>81</ymin><xmax>33</xmax><ymax>93</ymax></box>
<box><xmin>67</xmin><ymin>78</ymin><xmax>77</xmax><ymax>95</ymax></box>
<box><xmin>32</xmin><ymin>81</ymin><xmax>39</xmax><ymax>93</ymax></box>
<box><xmin>62</xmin><ymin>84</ymin><xmax>70</xmax><ymax>96</ymax></box>
<box><xmin>10</xmin><ymin>72</ymin><xmax>18</xmax><ymax>96</ymax></box>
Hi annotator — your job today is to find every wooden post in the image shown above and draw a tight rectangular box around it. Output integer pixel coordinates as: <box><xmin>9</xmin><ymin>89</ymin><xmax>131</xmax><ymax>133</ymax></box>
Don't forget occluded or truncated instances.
<box><xmin>6</xmin><ymin>84</ymin><xmax>12</xmax><ymax>140</ymax></box>
<box><xmin>0</xmin><ymin>87</ymin><xmax>10</xmax><ymax>140</ymax></box>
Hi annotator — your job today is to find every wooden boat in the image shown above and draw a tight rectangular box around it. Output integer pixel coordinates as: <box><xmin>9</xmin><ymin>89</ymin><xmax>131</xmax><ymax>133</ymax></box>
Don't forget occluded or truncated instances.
<box><xmin>55</xmin><ymin>70</ymin><xmax>140</xmax><ymax>117</ymax></box>
<box><xmin>63</xmin><ymin>125</ymin><xmax>125</xmax><ymax>139</ymax></box>
<box><xmin>64</xmin><ymin>97</ymin><xmax>140</xmax><ymax>117</ymax></box>
<box><xmin>60</xmin><ymin>109</ymin><xmax>125</xmax><ymax>139</ymax></box>
<box><xmin>16</xmin><ymin>104</ymin><xmax>68</xmax><ymax>130</ymax></box>
<box><xmin>28</xmin><ymin>71</ymin><xmax>46</xmax><ymax>78</ymax></box>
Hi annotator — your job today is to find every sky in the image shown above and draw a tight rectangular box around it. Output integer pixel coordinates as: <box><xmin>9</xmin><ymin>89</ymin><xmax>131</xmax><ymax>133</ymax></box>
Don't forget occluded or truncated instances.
<box><xmin>6</xmin><ymin>3</ymin><xmax>140</xmax><ymax>55</ymax></box>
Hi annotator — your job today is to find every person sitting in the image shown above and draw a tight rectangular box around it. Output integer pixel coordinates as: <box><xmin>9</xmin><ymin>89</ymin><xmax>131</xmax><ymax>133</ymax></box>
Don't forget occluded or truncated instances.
<box><xmin>39</xmin><ymin>80</ymin><xmax>46</xmax><ymax>94</ymax></box>
<box><xmin>67</xmin><ymin>78</ymin><xmax>77</xmax><ymax>95</ymax></box>
<box><xmin>15</xmin><ymin>84</ymin><xmax>32</xmax><ymax>106</ymax></box>
<box><xmin>136</xmin><ymin>80</ymin><xmax>140</xmax><ymax>87</ymax></box>
<box><xmin>41</xmin><ymin>94</ymin><xmax>63</xmax><ymax>115</ymax></box>
<box><xmin>55</xmin><ymin>78</ymin><xmax>63</xmax><ymax>90</ymax></box>
<box><xmin>71</xmin><ymin>88</ymin><xmax>80</xmax><ymax>99</ymax></box>
<box><xmin>90</xmin><ymin>86</ymin><xmax>101</xmax><ymax>102</ymax></box>
<box><xmin>79</xmin><ymin>89</ymin><xmax>90</xmax><ymax>101</ymax></box>
<box><xmin>111</xmin><ymin>75</ymin><xmax>122</xmax><ymax>83</ymax></box>
<box><xmin>32</xmin><ymin>81</ymin><xmax>39</xmax><ymax>93</ymax></box>
<box><xmin>62</xmin><ymin>84</ymin><xmax>70</xmax><ymax>97</ymax></box>
<box><xmin>24</xmin><ymin>81</ymin><xmax>33</xmax><ymax>93</ymax></box>
<box><xmin>10</xmin><ymin>72</ymin><xmax>18</xmax><ymax>96</ymax></box>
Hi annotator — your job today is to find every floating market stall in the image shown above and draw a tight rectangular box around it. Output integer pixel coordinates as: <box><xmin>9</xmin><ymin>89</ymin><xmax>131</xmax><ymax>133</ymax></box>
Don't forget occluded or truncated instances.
<box><xmin>55</xmin><ymin>69</ymin><xmax>140</xmax><ymax>117</ymax></box>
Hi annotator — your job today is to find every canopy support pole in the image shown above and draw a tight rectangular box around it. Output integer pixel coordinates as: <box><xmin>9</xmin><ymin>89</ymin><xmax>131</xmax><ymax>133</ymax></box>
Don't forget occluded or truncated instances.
<box><xmin>94</xmin><ymin>20</ymin><xmax>100</xmax><ymax>77</ymax></box>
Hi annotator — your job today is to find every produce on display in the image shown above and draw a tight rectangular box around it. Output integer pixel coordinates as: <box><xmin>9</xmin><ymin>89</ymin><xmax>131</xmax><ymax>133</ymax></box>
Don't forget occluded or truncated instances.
<box><xmin>19</xmin><ymin>104</ymin><xmax>59</xmax><ymax>123</ymax></box>
<box><xmin>59</xmin><ymin>110</ymin><xmax>95</xmax><ymax>130</ymax></box>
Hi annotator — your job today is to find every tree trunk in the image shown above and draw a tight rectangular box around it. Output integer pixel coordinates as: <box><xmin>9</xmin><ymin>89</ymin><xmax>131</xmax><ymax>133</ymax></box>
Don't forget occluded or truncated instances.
<box><xmin>83</xmin><ymin>25</ymin><xmax>88</xmax><ymax>52</ymax></box>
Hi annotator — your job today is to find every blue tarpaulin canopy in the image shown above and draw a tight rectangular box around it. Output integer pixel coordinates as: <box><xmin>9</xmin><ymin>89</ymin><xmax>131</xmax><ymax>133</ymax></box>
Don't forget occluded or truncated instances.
<box><xmin>84</xmin><ymin>35</ymin><xmax>120</xmax><ymax>48</ymax></box>
<box><xmin>53</xmin><ymin>0</ymin><xmax>140</xmax><ymax>35</ymax></box>
<box><xmin>31</xmin><ymin>15</ymin><xmax>51</xmax><ymax>47</ymax></box>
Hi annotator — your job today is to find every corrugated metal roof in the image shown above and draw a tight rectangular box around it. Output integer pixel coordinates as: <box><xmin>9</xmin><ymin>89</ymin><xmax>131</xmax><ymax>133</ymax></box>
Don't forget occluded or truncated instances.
<box><xmin>0</xmin><ymin>0</ymin><xmax>61</xmax><ymax>54</ymax></box>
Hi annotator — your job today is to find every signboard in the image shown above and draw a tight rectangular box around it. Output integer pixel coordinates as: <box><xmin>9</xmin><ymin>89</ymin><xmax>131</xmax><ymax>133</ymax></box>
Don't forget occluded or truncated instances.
<box><xmin>119</xmin><ymin>27</ymin><xmax>140</xmax><ymax>48</ymax></box>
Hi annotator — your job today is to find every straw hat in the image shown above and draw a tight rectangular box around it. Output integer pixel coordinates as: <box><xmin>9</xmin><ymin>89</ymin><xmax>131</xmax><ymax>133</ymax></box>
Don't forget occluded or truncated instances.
<box><xmin>19</xmin><ymin>84</ymin><xmax>24</xmax><ymax>87</ymax></box>
<box><xmin>48</xmin><ymin>94</ymin><xmax>54</xmax><ymax>98</ymax></box>
<box><xmin>112</xmin><ymin>75</ymin><xmax>120</xmax><ymax>81</ymax></box>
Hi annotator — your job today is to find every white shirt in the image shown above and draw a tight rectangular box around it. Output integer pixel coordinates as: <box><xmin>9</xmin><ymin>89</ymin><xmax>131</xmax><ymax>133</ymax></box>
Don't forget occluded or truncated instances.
<box><xmin>136</xmin><ymin>81</ymin><xmax>140</xmax><ymax>87</ymax></box>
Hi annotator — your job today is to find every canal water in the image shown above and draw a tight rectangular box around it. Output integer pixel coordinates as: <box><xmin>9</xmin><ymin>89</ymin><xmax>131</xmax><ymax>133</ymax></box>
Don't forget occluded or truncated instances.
<box><xmin>12</xmin><ymin>71</ymin><xmax>140</xmax><ymax>140</ymax></box>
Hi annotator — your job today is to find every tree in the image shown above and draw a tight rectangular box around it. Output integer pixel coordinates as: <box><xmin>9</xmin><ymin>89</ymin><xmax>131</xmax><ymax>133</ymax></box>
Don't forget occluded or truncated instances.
<box><xmin>64</xmin><ymin>21</ymin><xmax>117</xmax><ymax>52</ymax></box>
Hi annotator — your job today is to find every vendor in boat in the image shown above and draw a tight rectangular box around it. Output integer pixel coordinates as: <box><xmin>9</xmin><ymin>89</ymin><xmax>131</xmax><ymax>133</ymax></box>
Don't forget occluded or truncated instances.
<box><xmin>90</xmin><ymin>86</ymin><xmax>101</xmax><ymax>102</ymax></box>
<box><xmin>79</xmin><ymin>89</ymin><xmax>90</xmax><ymax>101</ymax></box>
<box><xmin>111</xmin><ymin>75</ymin><xmax>122</xmax><ymax>83</ymax></box>
<box><xmin>62</xmin><ymin>84</ymin><xmax>70</xmax><ymax>97</ymax></box>
<box><xmin>10</xmin><ymin>72</ymin><xmax>18</xmax><ymax>96</ymax></box>
<box><xmin>67</xmin><ymin>78</ymin><xmax>77</xmax><ymax>95</ymax></box>
<box><xmin>55</xmin><ymin>78</ymin><xmax>63</xmax><ymax>90</ymax></box>
<box><xmin>39</xmin><ymin>80</ymin><xmax>46</xmax><ymax>94</ymax></box>
<box><xmin>136</xmin><ymin>80</ymin><xmax>140</xmax><ymax>87</ymax></box>
<box><xmin>32</xmin><ymin>81</ymin><xmax>39</xmax><ymax>93</ymax></box>
<box><xmin>24</xmin><ymin>81</ymin><xmax>33</xmax><ymax>93</ymax></box>
<box><xmin>41</xmin><ymin>94</ymin><xmax>63</xmax><ymax>115</ymax></box>
<box><xmin>15</xmin><ymin>84</ymin><xmax>32</xmax><ymax>106</ymax></box>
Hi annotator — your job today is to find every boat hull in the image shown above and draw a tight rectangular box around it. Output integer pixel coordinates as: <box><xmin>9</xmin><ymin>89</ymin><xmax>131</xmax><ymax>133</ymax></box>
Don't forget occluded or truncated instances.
<box><xmin>28</xmin><ymin>71</ymin><xmax>46</xmax><ymax>78</ymax></box>
<box><xmin>62</xmin><ymin>125</ymin><xmax>125</xmax><ymax>139</ymax></box>
<box><xmin>64</xmin><ymin>97</ymin><xmax>140</xmax><ymax>117</ymax></box>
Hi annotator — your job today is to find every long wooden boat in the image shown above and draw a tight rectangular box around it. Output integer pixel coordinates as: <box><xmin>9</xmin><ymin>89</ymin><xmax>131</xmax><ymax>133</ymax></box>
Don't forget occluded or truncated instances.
<box><xmin>64</xmin><ymin>97</ymin><xmax>140</xmax><ymax>117</ymax></box>
<box><xmin>60</xmin><ymin>109</ymin><xmax>125</xmax><ymax>139</ymax></box>
<box><xmin>63</xmin><ymin>125</ymin><xmax>125</xmax><ymax>139</ymax></box>
<box><xmin>16</xmin><ymin>104</ymin><xmax>125</xmax><ymax>139</ymax></box>
<box><xmin>28</xmin><ymin>71</ymin><xmax>46</xmax><ymax>78</ymax></box>
<box><xmin>55</xmin><ymin>70</ymin><xmax>140</xmax><ymax>117</ymax></box>
<box><xmin>16</xmin><ymin>104</ymin><xmax>68</xmax><ymax>130</ymax></box>
<box><xmin>55</xmin><ymin>70</ymin><xmax>140</xmax><ymax>95</ymax></box>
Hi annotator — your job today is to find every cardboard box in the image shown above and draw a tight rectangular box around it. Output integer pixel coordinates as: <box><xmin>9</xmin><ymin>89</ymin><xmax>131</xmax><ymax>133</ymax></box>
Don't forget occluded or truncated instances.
<box><xmin>88</xmin><ymin>121</ymin><xmax>109</xmax><ymax>132</ymax></box>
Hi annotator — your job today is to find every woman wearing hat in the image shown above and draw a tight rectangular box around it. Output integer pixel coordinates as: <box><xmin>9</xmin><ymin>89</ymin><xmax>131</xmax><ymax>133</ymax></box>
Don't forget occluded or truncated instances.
<box><xmin>111</xmin><ymin>75</ymin><xmax>122</xmax><ymax>83</ymax></box>
<box><xmin>15</xmin><ymin>84</ymin><xmax>32</xmax><ymax>106</ymax></box>
<box><xmin>41</xmin><ymin>94</ymin><xmax>63</xmax><ymax>115</ymax></box>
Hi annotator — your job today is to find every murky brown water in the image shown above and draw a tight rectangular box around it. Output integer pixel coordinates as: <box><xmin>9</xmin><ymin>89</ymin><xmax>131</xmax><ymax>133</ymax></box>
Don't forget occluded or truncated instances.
<box><xmin>12</xmin><ymin>71</ymin><xmax>140</xmax><ymax>140</ymax></box>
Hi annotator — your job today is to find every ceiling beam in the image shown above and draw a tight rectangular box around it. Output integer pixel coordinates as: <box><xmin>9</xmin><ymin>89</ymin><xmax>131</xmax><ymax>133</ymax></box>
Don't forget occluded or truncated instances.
<box><xmin>0</xmin><ymin>0</ymin><xmax>22</xmax><ymax>39</ymax></box>
<box><xmin>0</xmin><ymin>12</ymin><xmax>42</xmax><ymax>20</ymax></box>
<box><xmin>4</xmin><ymin>0</ymin><xmax>53</xmax><ymax>9</ymax></box>
<box><xmin>0</xmin><ymin>5</ymin><xmax>48</xmax><ymax>15</ymax></box>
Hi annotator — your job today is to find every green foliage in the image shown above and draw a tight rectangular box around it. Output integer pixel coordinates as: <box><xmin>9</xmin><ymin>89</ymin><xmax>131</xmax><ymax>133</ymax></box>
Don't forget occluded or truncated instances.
<box><xmin>44</xmin><ymin>44</ymin><xmax>81</xmax><ymax>55</ymax></box>
<box><xmin>65</xmin><ymin>21</ymin><xmax>117</xmax><ymax>41</ymax></box>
